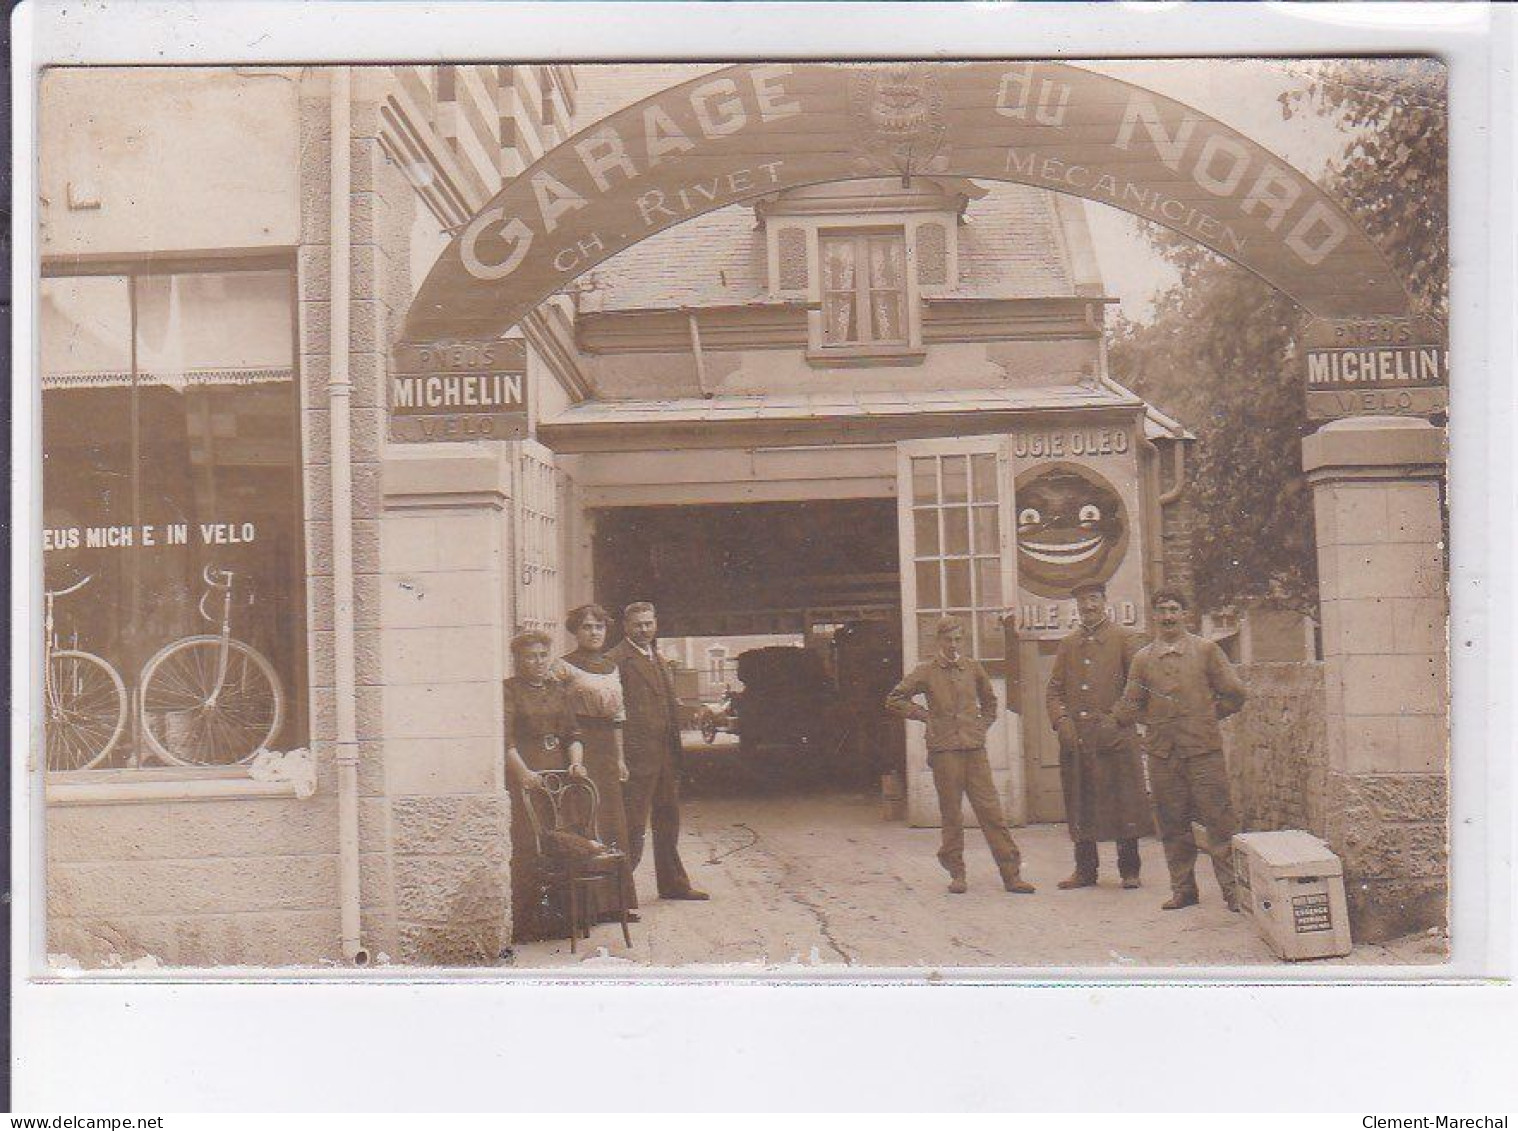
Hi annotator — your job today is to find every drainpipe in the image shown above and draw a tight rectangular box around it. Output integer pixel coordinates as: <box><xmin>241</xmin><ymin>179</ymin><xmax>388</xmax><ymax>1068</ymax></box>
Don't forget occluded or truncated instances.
<box><xmin>1140</xmin><ymin>436</ymin><xmax>1187</xmax><ymax>590</ymax></box>
<box><xmin>684</xmin><ymin>308</ymin><xmax>712</xmax><ymax>399</ymax></box>
<box><xmin>329</xmin><ymin>66</ymin><xmax>368</xmax><ymax>966</ymax></box>
<box><xmin>1140</xmin><ymin>438</ymin><xmax>1166</xmax><ymax>592</ymax></box>
<box><xmin>1158</xmin><ymin>439</ymin><xmax>1186</xmax><ymax>505</ymax></box>
<box><xmin>1096</xmin><ymin>343</ymin><xmax>1188</xmax><ymax>589</ymax></box>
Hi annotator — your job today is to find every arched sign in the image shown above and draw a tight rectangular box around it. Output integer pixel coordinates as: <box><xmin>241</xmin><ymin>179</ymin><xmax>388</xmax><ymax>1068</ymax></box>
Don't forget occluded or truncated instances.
<box><xmin>401</xmin><ymin>61</ymin><xmax>1415</xmax><ymax>344</ymax></box>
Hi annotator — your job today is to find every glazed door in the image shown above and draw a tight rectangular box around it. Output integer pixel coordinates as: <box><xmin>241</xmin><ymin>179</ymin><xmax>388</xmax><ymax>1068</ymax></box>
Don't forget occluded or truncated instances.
<box><xmin>896</xmin><ymin>439</ymin><xmax>1025</xmax><ymax>827</ymax></box>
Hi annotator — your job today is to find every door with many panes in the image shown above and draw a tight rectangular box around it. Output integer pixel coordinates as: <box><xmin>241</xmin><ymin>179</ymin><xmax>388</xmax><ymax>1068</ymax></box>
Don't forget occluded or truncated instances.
<box><xmin>896</xmin><ymin>438</ymin><xmax>1024</xmax><ymax>828</ymax></box>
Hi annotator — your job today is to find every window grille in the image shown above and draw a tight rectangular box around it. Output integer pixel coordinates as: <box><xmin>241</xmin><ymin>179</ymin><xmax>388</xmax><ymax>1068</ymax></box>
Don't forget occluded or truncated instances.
<box><xmin>515</xmin><ymin>442</ymin><xmax>562</xmax><ymax>635</ymax></box>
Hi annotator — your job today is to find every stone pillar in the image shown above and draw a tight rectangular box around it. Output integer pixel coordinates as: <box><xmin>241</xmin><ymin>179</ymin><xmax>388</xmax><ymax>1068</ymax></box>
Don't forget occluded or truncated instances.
<box><xmin>379</xmin><ymin>447</ymin><xmax>514</xmax><ymax>964</ymax></box>
<box><xmin>1304</xmin><ymin>416</ymin><xmax>1448</xmax><ymax>942</ymax></box>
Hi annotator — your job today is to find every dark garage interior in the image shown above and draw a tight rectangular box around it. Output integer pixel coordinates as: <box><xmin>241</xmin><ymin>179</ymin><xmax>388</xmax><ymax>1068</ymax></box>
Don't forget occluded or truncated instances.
<box><xmin>593</xmin><ymin>499</ymin><xmax>907</xmax><ymax>796</ymax></box>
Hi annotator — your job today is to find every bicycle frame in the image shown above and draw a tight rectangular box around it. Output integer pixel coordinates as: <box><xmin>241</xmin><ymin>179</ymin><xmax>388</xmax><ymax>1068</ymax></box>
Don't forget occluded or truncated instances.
<box><xmin>44</xmin><ymin>575</ymin><xmax>92</xmax><ymax>719</ymax></box>
<box><xmin>198</xmin><ymin>565</ymin><xmax>237</xmax><ymax>707</ymax></box>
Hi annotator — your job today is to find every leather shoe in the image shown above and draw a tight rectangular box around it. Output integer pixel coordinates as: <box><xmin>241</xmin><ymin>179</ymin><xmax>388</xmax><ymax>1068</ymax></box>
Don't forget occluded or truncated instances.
<box><xmin>660</xmin><ymin>888</ymin><xmax>710</xmax><ymax>901</ymax></box>
<box><xmin>1000</xmin><ymin>864</ymin><xmax>1036</xmax><ymax>894</ymax></box>
<box><xmin>1161</xmin><ymin>891</ymin><xmax>1200</xmax><ymax>911</ymax></box>
<box><xmin>1120</xmin><ymin>876</ymin><xmax>1141</xmax><ymax>890</ymax></box>
<box><xmin>1057</xmin><ymin>873</ymin><xmax>1098</xmax><ymax>890</ymax></box>
<box><xmin>948</xmin><ymin>875</ymin><xmax>968</xmax><ymax>894</ymax></box>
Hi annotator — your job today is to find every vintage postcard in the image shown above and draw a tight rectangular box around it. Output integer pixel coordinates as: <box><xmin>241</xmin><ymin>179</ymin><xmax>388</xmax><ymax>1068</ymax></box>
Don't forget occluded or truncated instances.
<box><xmin>37</xmin><ymin>55</ymin><xmax>1452</xmax><ymax>973</ymax></box>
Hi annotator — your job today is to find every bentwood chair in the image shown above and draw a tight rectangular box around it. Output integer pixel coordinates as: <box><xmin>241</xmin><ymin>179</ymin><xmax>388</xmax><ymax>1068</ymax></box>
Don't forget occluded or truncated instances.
<box><xmin>521</xmin><ymin>770</ymin><xmax>634</xmax><ymax>954</ymax></box>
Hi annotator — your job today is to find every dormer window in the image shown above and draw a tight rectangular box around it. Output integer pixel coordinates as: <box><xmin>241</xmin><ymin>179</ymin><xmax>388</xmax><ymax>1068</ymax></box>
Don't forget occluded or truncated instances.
<box><xmin>760</xmin><ymin>176</ymin><xmax>975</xmax><ymax>365</ymax></box>
<box><xmin>820</xmin><ymin>229</ymin><xmax>908</xmax><ymax>347</ymax></box>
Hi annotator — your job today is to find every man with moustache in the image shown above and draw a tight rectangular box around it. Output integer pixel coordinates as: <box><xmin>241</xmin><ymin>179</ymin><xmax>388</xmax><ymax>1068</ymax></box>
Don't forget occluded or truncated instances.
<box><xmin>607</xmin><ymin>601</ymin><xmax>709</xmax><ymax>902</ymax></box>
<box><xmin>1116</xmin><ymin>589</ymin><xmax>1248</xmax><ymax>911</ymax></box>
<box><xmin>1046</xmin><ymin>579</ymin><xmax>1151</xmax><ymax>891</ymax></box>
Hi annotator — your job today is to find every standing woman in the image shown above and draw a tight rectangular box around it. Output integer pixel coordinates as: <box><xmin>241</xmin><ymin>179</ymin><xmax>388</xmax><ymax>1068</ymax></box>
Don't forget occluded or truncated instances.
<box><xmin>503</xmin><ymin>629</ymin><xmax>586</xmax><ymax>944</ymax></box>
<box><xmin>560</xmin><ymin>604</ymin><xmax>638</xmax><ymax>922</ymax></box>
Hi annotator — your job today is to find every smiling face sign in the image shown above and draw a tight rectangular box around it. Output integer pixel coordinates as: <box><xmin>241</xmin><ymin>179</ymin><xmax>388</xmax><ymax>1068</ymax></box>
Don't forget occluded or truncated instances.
<box><xmin>1014</xmin><ymin>463</ymin><xmax>1129</xmax><ymax>599</ymax></box>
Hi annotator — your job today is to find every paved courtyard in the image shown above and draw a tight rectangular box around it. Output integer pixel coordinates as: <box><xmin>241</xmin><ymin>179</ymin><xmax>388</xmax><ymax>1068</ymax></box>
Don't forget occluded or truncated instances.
<box><xmin>513</xmin><ymin>744</ymin><xmax>1442</xmax><ymax>973</ymax></box>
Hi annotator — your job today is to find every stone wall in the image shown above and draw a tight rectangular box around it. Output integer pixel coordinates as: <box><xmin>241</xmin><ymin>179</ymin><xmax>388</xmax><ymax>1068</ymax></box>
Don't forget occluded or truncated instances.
<box><xmin>295</xmin><ymin>69</ymin><xmax>519</xmax><ymax>966</ymax></box>
<box><xmin>298</xmin><ymin>73</ymin><xmax>400</xmax><ymax>959</ymax></box>
<box><xmin>378</xmin><ymin>455</ymin><xmax>514</xmax><ymax>964</ymax></box>
<box><xmin>1221</xmin><ymin>655</ymin><xmax>1448</xmax><ymax>946</ymax></box>
<box><xmin>1222</xmin><ymin>662</ymin><xmax>1328</xmax><ymax>837</ymax></box>
<box><xmin>360</xmin><ymin>67</ymin><xmax>514</xmax><ymax>965</ymax></box>
<box><xmin>47</xmin><ymin>758</ymin><xmax>349</xmax><ymax>966</ymax></box>
<box><xmin>1305</xmin><ymin>421</ymin><xmax>1448</xmax><ymax>944</ymax></box>
<box><xmin>1323</xmin><ymin>772</ymin><xmax>1448</xmax><ymax>944</ymax></box>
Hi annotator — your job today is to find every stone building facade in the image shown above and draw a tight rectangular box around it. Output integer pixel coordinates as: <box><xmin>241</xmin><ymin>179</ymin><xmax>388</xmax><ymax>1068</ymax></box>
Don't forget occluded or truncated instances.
<box><xmin>39</xmin><ymin>62</ymin><xmax>1442</xmax><ymax>965</ymax></box>
<box><xmin>43</xmin><ymin>64</ymin><xmax>586</xmax><ymax>965</ymax></box>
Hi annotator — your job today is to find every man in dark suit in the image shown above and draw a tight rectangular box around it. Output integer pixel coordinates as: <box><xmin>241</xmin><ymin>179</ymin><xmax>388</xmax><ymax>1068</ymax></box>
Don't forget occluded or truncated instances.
<box><xmin>608</xmin><ymin>601</ymin><xmax>709</xmax><ymax>901</ymax></box>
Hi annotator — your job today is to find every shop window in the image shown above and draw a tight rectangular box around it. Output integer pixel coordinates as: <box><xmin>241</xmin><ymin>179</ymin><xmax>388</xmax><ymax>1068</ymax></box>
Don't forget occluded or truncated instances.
<box><xmin>41</xmin><ymin>264</ymin><xmax>307</xmax><ymax>773</ymax></box>
<box><xmin>819</xmin><ymin>229</ymin><xmax>908</xmax><ymax>349</ymax></box>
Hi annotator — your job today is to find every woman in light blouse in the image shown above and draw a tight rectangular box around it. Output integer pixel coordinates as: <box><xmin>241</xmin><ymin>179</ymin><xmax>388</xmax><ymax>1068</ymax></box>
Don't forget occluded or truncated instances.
<box><xmin>560</xmin><ymin>603</ymin><xmax>638</xmax><ymax>922</ymax></box>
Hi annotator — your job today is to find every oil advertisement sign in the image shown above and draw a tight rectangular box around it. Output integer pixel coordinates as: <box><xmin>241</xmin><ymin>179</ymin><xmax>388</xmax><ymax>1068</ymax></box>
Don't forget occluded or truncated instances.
<box><xmin>1008</xmin><ymin>424</ymin><xmax>1145</xmax><ymax>640</ymax></box>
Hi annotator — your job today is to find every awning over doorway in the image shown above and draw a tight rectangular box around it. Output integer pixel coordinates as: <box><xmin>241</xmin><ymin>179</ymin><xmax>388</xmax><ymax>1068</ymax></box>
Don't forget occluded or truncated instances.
<box><xmin>538</xmin><ymin>384</ymin><xmax>1144</xmax><ymax>453</ymax></box>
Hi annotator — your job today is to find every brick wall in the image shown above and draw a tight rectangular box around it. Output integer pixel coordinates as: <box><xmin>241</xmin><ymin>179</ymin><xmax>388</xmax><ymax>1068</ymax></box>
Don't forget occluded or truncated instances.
<box><xmin>1158</xmin><ymin>457</ymin><xmax>1196</xmax><ymax>602</ymax></box>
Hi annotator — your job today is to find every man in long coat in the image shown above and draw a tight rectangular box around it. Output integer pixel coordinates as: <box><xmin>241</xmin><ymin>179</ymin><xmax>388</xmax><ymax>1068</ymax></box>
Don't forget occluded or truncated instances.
<box><xmin>607</xmin><ymin>601</ymin><xmax>709</xmax><ymax>902</ymax></box>
<box><xmin>1045</xmin><ymin>580</ymin><xmax>1152</xmax><ymax>890</ymax></box>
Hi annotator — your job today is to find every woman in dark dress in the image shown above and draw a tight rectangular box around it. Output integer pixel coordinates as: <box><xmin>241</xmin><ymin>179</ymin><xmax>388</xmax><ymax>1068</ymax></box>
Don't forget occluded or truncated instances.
<box><xmin>503</xmin><ymin>629</ymin><xmax>586</xmax><ymax>944</ymax></box>
<box><xmin>559</xmin><ymin>604</ymin><xmax>638</xmax><ymax>922</ymax></box>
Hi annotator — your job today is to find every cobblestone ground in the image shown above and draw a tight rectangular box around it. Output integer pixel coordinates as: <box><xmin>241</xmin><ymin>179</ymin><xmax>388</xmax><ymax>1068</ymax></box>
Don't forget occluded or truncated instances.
<box><xmin>512</xmin><ymin>743</ymin><xmax>1444</xmax><ymax>973</ymax></box>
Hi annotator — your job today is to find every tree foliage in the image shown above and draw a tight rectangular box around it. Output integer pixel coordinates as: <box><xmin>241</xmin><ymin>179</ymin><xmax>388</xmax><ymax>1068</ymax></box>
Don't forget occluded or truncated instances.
<box><xmin>1285</xmin><ymin>58</ymin><xmax>1448</xmax><ymax>314</ymax></box>
<box><xmin>1109</xmin><ymin>60</ymin><xmax>1448</xmax><ymax>615</ymax></box>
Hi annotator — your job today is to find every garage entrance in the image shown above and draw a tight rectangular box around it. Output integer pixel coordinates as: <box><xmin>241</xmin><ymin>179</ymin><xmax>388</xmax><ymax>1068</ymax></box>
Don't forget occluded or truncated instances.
<box><xmin>592</xmin><ymin>499</ymin><xmax>906</xmax><ymax>795</ymax></box>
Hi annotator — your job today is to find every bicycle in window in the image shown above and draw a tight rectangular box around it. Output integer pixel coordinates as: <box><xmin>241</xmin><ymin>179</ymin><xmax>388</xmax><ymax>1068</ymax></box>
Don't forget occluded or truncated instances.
<box><xmin>43</xmin><ymin>574</ymin><xmax>129</xmax><ymax>772</ymax></box>
<box><xmin>138</xmin><ymin>564</ymin><xmax>286</xmax><ymax>767</ymax></box>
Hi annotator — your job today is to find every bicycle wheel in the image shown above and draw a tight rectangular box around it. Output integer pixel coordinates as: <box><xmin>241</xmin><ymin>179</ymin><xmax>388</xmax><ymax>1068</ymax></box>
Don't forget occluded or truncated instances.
<box><xmin>139</xmin><ymin>635</ymin><xmax>284</xmax><ymax>766</ymax></box>
<box><xmin>45</xmin><ymin>650</ymin><xmax>128</xmax><ymax>772</ymax></box>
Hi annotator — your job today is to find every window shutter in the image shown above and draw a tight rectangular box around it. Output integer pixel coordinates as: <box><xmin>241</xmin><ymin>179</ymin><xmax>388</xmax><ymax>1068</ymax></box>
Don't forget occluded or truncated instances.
<box><xmin>777</xmin><ymin>226</ymin><xmax>809</xmax><ymax>291</ymax></box>
<box><xmin>915</xmin><ymin>222</ymin><xmax>948</xmax><ymax>287</ymax></box>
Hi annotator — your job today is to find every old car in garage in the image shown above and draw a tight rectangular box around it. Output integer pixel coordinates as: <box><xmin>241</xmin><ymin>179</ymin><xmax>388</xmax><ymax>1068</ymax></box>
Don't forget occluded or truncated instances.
<box><xmin>731</xmin><ymin>645</ymin><xmax>844</xmax><ymax>759</ymax></box>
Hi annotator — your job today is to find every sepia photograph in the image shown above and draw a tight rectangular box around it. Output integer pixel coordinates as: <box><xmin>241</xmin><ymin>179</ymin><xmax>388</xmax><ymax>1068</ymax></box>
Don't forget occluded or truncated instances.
<box><xmin>34</xmin><ymin>51</ymin><xmax>1453</xmax><ymax>974</ymax></box>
